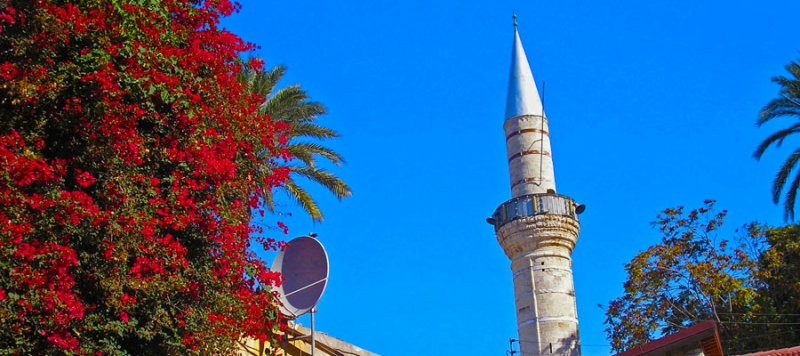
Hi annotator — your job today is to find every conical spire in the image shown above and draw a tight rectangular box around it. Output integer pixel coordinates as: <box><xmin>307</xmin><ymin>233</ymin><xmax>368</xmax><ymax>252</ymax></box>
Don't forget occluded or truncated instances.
<box><xmin>505</xmin><ymin>25</ymin><xmax>544</xmax><ymax>121</ymax></box>
<box><xmin>502</xmin><ymin>21</ymin><xmax>556</xmax><ymax>196</ymax></box>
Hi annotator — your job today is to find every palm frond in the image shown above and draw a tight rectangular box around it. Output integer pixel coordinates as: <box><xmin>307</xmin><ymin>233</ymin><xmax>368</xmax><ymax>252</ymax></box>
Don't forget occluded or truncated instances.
<box><xmin>783</xmin><ymin>163</ymin><xmax>800</xmax><ymax>221</ymax></box>
<box><xmin>753</xmin><ymin>122</ymin><xmax>800</xmax><ymax>160</ymax></box>
<box><xmin>287</xmin><ymin>142</ymin><xmax>345</xmax><ymax>168</ymax></box>
<box><xmin>756</xmin><ymin>63</ymin><xmax>800</xmax><ymax>126</ymax></box>
<box><xmin>782</xmin><ymin>93</ymin><xmax>800</xmax><ymax>108</ymax></box>
<box><xmin>261</xmin><ymin>86</ymin><xmax>326</xmax><ymax>124</ymax></box>
<box><xmin>771</xmin><ymin>147</ymin><xmax>800</xmax><ymax>205</ymax></box>
<box><xmin>755</xmin><ymin>58</ymin><xmax>800</xmax><ymax>221</ymax></box>
<box><xmin>284</xmin><ymin>179</ymin><xmax>323</xmax><ymax>222</ymax></box>
<box><xmin>254</xmin><ymin>64</ymin><xmax>286</xmax><ymax>100</ymax></box>
<box><xmin>773</xmin><ymin>74</ymin><xmax>800</xmax><ymax>91</ymax></box>
<box><xmin>288</xmin><ymin>123</ymin><xmax>340</xmax><ymax>140</ymax></box>
<box><xmin>261</xmin><ymin>65</ymin><xmax>287</xmax><ymax>96</ymax></box>
<box><xmin>785</xmin><ymin>61</ymin><xmax>800</xmax><ymax>81</ymax></box>
<box><xmin>262</xmin><ymin>187</ymin><xmax>275</xmax><ymax>213</ymax></box>
<box><xmin>242</xmin><ymin>61</ymin><xmax>285</xmax><ymax>100</ymax></box>
<box><xmin>245</xmin><ymin>63</ymin><xmax>349</xmax><ymax>223</ymax></box>
<box><xmin>758</xmin><ymin>96</ymin><xmax>800</xmax><ymax>126</ymax></box>
<box><xmin>284</xmin><ymin>101</ymin><xmax>327</xmax><ymax>125</ymax></box>
<box><xmin>289</xmin><ymin>166</ymin><xmax>352</xmax><ymax>200</ymax></box>
<box><xmin>259</xmin><ymin>84</ymin><xmax>303</xmax><ymax>116</ymax></box>
<box><xmin>286</xmin><ymin>146</ymin><xmax>316</xmax><ymax>169</ymax></box>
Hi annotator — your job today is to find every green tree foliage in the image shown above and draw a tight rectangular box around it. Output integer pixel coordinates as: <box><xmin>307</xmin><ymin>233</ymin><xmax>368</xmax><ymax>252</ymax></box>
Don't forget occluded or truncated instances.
<box><xmin>605</xmin><ymin>201</ymin><xmax>800</xmax><ymax>354</ymax></box>
<box><xmin>0</xmin><ymin>1</ymin><xmax>290</xmax><ymax>354</ymax></box>
<box><xmin>242</xmin><ymin>63</ymin><xmax>351</xmax><ymax>222</ymax></box>
<box><xmin>754</xmin><ymin>59</ymin><xmax>800</xmax><ymax>221</ymax></box>
<box><xmin>750</xmin><ymin>224</ymin><xmax>800</xmax><ymax>351</ymax></box>
<box><xmin>604</xmin><ymin>201</ymin><xmax>761</xmax><ymax>354</ymax></box>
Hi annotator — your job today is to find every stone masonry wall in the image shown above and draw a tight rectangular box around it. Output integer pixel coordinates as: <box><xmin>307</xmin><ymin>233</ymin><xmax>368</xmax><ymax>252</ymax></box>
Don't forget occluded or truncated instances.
<box><xmin>504</xmin><ymin>114</ymin><xmax>556</xmax><ymax>198</ymax></box>
<box><xmin>497</xmin><ymin>213</ymin><xmax>580</xmax><ymax>356</ymax></box>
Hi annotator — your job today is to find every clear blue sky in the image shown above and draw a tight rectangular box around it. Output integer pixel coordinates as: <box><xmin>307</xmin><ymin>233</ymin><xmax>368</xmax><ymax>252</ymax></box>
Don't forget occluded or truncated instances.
<box><xmin>223</xmin><ymin>1</ymin><xmax>800</xmax><ymax>355</ymax></box>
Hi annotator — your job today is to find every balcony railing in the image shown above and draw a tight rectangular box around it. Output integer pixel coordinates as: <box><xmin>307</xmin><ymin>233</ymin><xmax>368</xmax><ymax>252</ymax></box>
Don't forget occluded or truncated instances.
<box><xmin>488</xmin><ymin>194</ymin><xmax>580</xmax><ymax>231</ymax></box>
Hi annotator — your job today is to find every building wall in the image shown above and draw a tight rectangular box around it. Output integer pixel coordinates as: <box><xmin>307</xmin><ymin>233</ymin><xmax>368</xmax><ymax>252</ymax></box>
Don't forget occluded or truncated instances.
<box><xmin>237</xmin><ymin>323</ymin><xmax>379</xmax><ymax>356</ymax></box>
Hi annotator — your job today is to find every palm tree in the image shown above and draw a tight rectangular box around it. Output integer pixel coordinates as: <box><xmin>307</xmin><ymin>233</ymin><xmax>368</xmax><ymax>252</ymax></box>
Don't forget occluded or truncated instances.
<box><xmin>754</xmin><ymin>59</ymin><xmax>800</xmax><ymax>221</ymax></box>
<box><xmin>243</xmin><ymin>62</ymin><xmax>351</xmax><ymax>222</ymax></box>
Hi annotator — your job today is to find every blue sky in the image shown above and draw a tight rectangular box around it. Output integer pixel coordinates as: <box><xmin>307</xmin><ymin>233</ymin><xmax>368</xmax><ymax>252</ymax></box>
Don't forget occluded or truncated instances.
<box><xmin>224</xmin><ymin>1</ymin><xmax>800</xmax><ymax>355</ymax></box>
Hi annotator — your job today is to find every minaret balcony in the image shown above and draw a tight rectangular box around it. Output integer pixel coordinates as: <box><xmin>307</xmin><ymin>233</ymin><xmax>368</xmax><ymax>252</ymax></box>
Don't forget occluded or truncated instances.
<box><xmin>487</xmin><ymin>194</ymin><xmax>584</xmax><ymax>231</ymax></box>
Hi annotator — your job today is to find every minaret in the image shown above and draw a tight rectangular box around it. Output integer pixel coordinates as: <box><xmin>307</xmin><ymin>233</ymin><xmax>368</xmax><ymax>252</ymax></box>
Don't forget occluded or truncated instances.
<box><xmin>487</xmin><ymin>15</ymin><xmax>584</xmax><ymax>356</ymax></box>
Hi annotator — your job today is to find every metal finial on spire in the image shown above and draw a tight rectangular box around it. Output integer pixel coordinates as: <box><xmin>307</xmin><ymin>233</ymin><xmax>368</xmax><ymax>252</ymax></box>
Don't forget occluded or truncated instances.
<box><xmin>513</xmin><ymin>12</ymin><xmax>517</xmax><ymax>27</ymax></box>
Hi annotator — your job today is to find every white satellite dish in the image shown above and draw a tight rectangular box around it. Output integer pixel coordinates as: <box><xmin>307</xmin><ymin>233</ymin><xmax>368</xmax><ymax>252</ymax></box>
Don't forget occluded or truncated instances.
<box><xmin>271</xmin><ymin>236</ymin><xmax>329</xmax><ymax>318</ymax></box>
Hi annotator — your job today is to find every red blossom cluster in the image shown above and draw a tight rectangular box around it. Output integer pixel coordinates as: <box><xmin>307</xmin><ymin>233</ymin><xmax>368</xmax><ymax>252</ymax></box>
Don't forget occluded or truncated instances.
<box><xmin>0</xmin><ymin>1</ymin><xmax>290</xmax><ymax>354</ymax></box>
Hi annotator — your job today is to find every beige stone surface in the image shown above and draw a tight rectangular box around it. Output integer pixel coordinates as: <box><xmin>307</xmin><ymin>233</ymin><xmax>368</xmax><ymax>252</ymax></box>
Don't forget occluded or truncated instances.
<box><xmin>504</xmin><ymin>115</ymin><xmax>556</xmax><ymax>197</ymax></box>
<box><xmin>497</xmin><ymin>213</ymin><xmax>581</xmax><ymax>356</ymax></box>
<box><xmin>237</xmin><ymin>322</ymin><xmax>379</xmax><ymax>356</ymax></box>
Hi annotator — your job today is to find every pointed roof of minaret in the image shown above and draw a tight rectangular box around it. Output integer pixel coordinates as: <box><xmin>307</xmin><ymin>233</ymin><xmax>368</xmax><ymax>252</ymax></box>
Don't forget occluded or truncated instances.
<box><xmin>505</xmin><ymin>20</ymin><xmax>544</xmax><ymax>121</ymax></box>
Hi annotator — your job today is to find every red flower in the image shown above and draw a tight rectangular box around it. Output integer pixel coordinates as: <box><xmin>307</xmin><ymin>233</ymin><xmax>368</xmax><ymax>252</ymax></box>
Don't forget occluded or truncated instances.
<box><xmin>0</xmin><ymin>0</ymin><xmax>289</xmax><ymax>353</ymax></box>
<box><xmin>103</xmin><ymin>243</ymin><xmax>114</xmax><ymax>260</ymax></box>
<box><xmin>75</xmin><ymin>170</ymin><xmax>95</xmax><ymax>188</ymax></box>
<box><xmin>120</xmin><ymin>293</ymin><xmax>135</xmax><ymax>305</ymax></box>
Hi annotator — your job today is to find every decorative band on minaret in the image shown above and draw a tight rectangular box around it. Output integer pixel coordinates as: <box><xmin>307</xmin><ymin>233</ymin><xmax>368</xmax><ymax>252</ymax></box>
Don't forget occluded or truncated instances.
<box><xmin>487</xmin><ymin>17</ymin><xmax>585</xmax><ymax>356</ymax></box>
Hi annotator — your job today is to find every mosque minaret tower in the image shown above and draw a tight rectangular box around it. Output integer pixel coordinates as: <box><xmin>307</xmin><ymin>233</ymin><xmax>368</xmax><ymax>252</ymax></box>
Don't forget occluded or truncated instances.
<box><xmin>487</xmin><ymin>15</ymin><xmax>584</xmax><ymax>356</ymax></box>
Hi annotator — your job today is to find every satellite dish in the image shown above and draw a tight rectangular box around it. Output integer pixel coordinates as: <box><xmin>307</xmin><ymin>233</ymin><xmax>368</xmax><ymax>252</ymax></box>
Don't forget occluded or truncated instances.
<box><xmin>271</xmin><ymin>236</ymin><xmax>329</xmax><ymax>318</ymax></box>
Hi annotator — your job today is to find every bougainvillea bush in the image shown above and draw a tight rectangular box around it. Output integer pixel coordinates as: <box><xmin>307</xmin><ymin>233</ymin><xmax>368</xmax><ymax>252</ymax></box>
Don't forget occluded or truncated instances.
<box><xmin>0</xmin><ymin>1</ymin><xmax>290</xmax><ymax>354</ymax></box>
